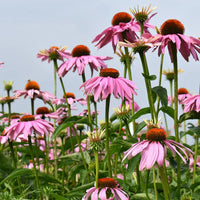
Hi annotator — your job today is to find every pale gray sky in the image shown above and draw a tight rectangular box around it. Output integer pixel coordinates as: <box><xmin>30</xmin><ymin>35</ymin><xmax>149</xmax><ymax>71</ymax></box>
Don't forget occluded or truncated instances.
<box><xmin>0</xmin><ymin>0</ymin><xmax>200</xmax><ymax>140</ymax></box>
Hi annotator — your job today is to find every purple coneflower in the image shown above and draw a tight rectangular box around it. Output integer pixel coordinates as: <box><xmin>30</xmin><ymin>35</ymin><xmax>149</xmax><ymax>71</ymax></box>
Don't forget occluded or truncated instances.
<box><xmin>58</xmin><ymin>45</ymin><xmax>111</xmax><ymax>77</ymax></box>
<box><xmin>145</xmin><ymin>19</ymin><xmax>200</xmax><ymax>61</ymax></box>
<box><xmin>14</xmin><ymin>80</ymin><xmax>56</xmax><ymax>103</ymax></box>
<box><xmin>37</xmin><ymin>46</ymin><xmax>71</xmax><ymax>63</ymax></box>
<box><xmin>0</xmin><ymin>62</ymin><xmax>4</xmax><ymax>67</ymax></box>
<box><xmin>80</xmin><ymin>68</ymin><xmax>137</xmax><ymax>102</ymax></box>
<box><xmin>52</xmin><ymin>92</ymin><xmax>87</xmax><ymax>106</ymax></box>
<box><xmin>82</xmin><ymin>177</ymin><xmax>129</xmax><ymax>200</ymax></box>
<box><xmin>1</xmin><ymin>115</ymin><xmax>54</xmax><ymax>143</ymax></box>
<box><xmin>35</xmin><ymin>106</ymin><xmax>59</xmax><ymax>120</ymax></box>
<box><xmin>92</xmin><ymin>12</ymin><xmax>140</xmax><ymax>52</ymax></box>
<box><xmin>181</xmin><ymin>94</ymin><xmax>200</xmax><ymax>113</ymax></box>
<box><xmin>123</xmin><ymin>128</ymin><xmax>193</xmax><ymax>171</ymax></box>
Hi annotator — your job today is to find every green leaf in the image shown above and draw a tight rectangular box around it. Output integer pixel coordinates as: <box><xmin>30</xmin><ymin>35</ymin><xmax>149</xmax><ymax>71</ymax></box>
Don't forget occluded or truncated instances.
<box><xmin>50</xmin><ymin>193</ymin><xmax>67</xmax><ymax>200</ymax></box>
<box><xmin>51</xmin><ymin>116</ymin><xmax>90</xmax><ymax>140</ymax></box>
<box><xmin>152</xmin><ymin>86</ymin><xmax>168</xmax><ymax>108</ymax></box>
<box><xmin>0</xmin><ymin>152</ymin><xmax>14</xmax><ymax>174</ymax></box>
<box><xmin>38</xmin><ymin>172</ymin><xmax>61</xmax><ymax>184</ymax></box>
<box><xmin>127</xmin><ymin>154</ymin><xmax>141</xmax><ymax>177</ymax></box>
<box><xmin>68</xmin><ymin>164</ymin><xmax>85</xmax><ymax>181</ymax></box>
<box><xmin>134</xmin><ymin>121</ymin><xmax>146</xmax><ymax>135</ymax></box>
<box><xmin>188</xmin><ymin>124</ymin><xmax>200</xmax><ymax>136</ymax></box>
<box><xmin>110</xmin><ymin>112</ymin><xmax>117</xmax><ymax>122</ymax></box>
<box><xmin>63</xmin><ymin>135</ymin><xmax>88</xmax><ymax>151</ymax></box>
<box><xmin>0</xmin><ymin>168</ymin><xmax>34</xmax><ymax>185</ymax></box>
<box><xmin>160</xmin><ymin>106</ymin><xmax>174</xmax><ymax>119</ymax></box>
<box><xmin>128</xmin><ymin>107</ymin><xmax>150</xmax><ymax>122</ymax></box>
<box><xmin>179</xmin><ymin>111</ymin><xmax>200</xmax><ymax>124</ymax></box>
<box><xmin>142</xmin><ymin>73</ymin><xmax>157</xmax><ymax>81</ymax></box>
<box><xmin>130</xmin><ymin>193</ymin><xmax>151</xmax><ymax>200</ymax></box>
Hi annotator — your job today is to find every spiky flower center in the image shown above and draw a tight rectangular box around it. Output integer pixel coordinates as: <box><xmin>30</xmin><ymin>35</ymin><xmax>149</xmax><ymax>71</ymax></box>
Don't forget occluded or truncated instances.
<box><xmin>134</xmin><ymin>12</ymin><xmax>148</xmax><ymax>23</ymax></box>
<box><xmin>25</xmin><ymin>80</ymin><xmax>40</xmax><ymax>90</ymax></box>
<box><xmin>146</xmin><ymin>128</ymin><xmax>167</xmax><ymax>141</ymax></box>
<box><xmin>63</xmin><ymin>92</ymin><xmax>76</xmax><ymax>99</ymax></box>
<box><xmin>36</xmin><ymin>107</ymin><xmax>50</xmax><ymax>114</ymax></box>
<box><xmin>178</xmin><ymin>88</ymin><xmax>189</xmax><ymax>94</ymax></box>
<box><xmin>111</xmin><ymin>12</ymin><xmax>132</xmax><ymax>26</ymax></box>
<box><xmin>100</xmin><ymin>68</ymin><xmax>119</xmax><ymax>78</ymax></box>
<box><xmin>98</xmin><ymin>178</ymin><xmax>117</xmax><ymax>188</ymax></box>
<box><xmin>50</xmin><ymin>46</ymin><xmax>59</xmax><ymax>51</ymax></box>
<box><xmin>20</xmin><ymin>115</ymin><xmax>35</xmax><ymax>122</ymax></box>
<box><xmin>48</xmin><ymin>46</ymin><xmax>60</xmax><ymax>60</ymax></box>
<box><xmin>11</xmin><ymin>115</ymin><xmax>20</xmax><ymax>119</ymax></box>
<box><xmin>71</xmin><ymin>45</ymin><xmax>90</xmax><ymax>57</ymax></box>
<box><xmin>37</xmin><ymin>136</ymin><xmax>45</xmax><ymax>140</ymax></box>
<box><xmin>160</xmin><ymin>19</ymin><xmax>185</xmax><ymax>35</ymax></box>
<box><xmin>2</xmin><ymin>130</ymin><xmax>6</xmax><ymax>136</ymax></box>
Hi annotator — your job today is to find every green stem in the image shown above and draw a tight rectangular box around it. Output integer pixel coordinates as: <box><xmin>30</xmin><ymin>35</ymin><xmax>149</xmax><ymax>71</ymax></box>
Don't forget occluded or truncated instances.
<box><xmin>155</xmin><ymin>53</ymin><xmax>164</xmax><ymax>120</ymax></box>
<box><xmin>171</xmin><ymin>43</ymin><xmax>181</xmax><ymax>197</ymax></box>
<box><xmin>34</xmin><ymin>133</ymin><xmax>40</xmax><ymax>169</ymax></box>
<box><xmin>61</xmin><ymin>137</ymin><xmax>65</xmax><ymax>195</ymax></box>
<box><xmin>28</xmin><ymin>136</ymin><xmax>42</xmax><ymax>200</ymax></box>
<box><xmin>163</xmin><ymin>112</ymin><xmax>169</xmax><ymax>136</ymax></box>
<box><xmin>136</xmin><ymin>165</ymin><xmax>141</xmax><ymax>192</ymax></box>
<box><xmin>82</xmin><ymin>72</ymin><xmax>93</xmax><ymax>131</ymax></box>
<box><xmin>153</xmin><ymin>166</ymin><xmax>158</xmax><ymax>200</ymax></box>
<box><xmin>44</xmin><ymin>135</ymin><xmax>49</xmax><ymax>175</ymax></box>
<box><xmin>31</xmin><ymin>98</ymin><xmax>34</xmax><ymax>115</ymax></box>
<box><xmin>145</xmin><ymin>170</ymin><xmax>151</xmax><ymax>200</ymax></box>
<box><xmin>7</xmin><ymin>90</ymin><xmax>11</xmax><ymax>126</ymax></box>
<box><xmin>159</xmin><ymin>165</ymin><xmax>170</xmax><ymax>200</ymax></box>
<box><xmin>124</xmin><ymin>47</ymin><xmax>135</xmax><ymax>133</ymax></box>
<box><xmin>8</xmin><ymin>140</ymin><xmax>22</xmax><ymax>193</ymax></box>
<box><xmin>94</xmin><ymin>101</ymin><xmax>98</xmax><ymax>130</ymax></box>
<box><xmin>54</xmin><ymin>61</ymin><xmax>71</xmax><ymax>116</ymax></box>
<box><xmin>140</xmin><ymin>22</ymin><xmax>144</xmax><ymax>36</ymax></box>
<box><xmin>105</xmin><ymin>95</ymin><xmax>112</xmax><ymax>177</ymax></box>
<box><xmin>139</xmin><ymin>52</ymin><xmax>155</xmax><ymax>121</ymax></box>
<box><xmin>170</xmin><ymin>80</ymin><xmax>173</xmax><ymax>108</ymax></box>
<box><xmin>73</xmin><ymin>126</ymin><xmax>88</xmax><ymax>171</ymax></box>
<box><xmin>193</xmin><ymin>135</ymin><xmax>199</xmax><ymax>184</ymax></box>
<box><xmin>1</xmin><ymin>103</ymin><xmax>4</xmax><ymax>113</ymax></box>
<box><xmin>53</xmin><ymin>60</ymin><xmax>57</xmax><ymax>98</ymax></box>
<box><xmin>94</xmin><ymin>150</ymin><xmax>99</xmax><ymax>188</ymax></box>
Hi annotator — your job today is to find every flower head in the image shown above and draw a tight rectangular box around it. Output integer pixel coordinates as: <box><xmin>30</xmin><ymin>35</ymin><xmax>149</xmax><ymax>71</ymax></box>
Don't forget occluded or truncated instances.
<box><xmin>58</xmin><ymin>44</ymin><xmax>112</xmax><ymax>77</ymax></box>
<box><xmin>115</xmin><ymin>47</ymin><xmax>135</xmax><ymax>65</ymax></box>
<box><xmin>113</xmin><ymin>104</ymin><xmax>130</xmax><ymax>121</ymax></box>
<box><xmin>130</xmin><ymin>4</ymin><xmax>157</xmax><ymax>24</ymax></box>
<box><xmin>178</xmin><ymin>88</ymin><xmax>191</xmax><ymax>103</ymax></box>
<box><xmin>162</xmin><ymin>68</ymin><xmax>184</xmax><ymax>81</ymax></box>
<box><xmin>14</xmin><ymin>80</ymin><xmax>56</xmax><ymax>103</ymax></box>
<box><xmin>82</xmin><ymin>177</ymin><xmax>129</xmax><ymax>200</ymax></box>
<box><xmin>52</xmin><ymin>92</ymin><xmax>87</xmax><ymax>106</ymax></box>
<box><xmin>92</xmin><ymin>12</ymin><xmax>141</xmax><ymax>52</ymax></box>
<box><xmin>35</xmin><ymin>106</ymin><xmax>59</xmax><ymax>120</ymax></box>
<box><xmin>1</xmin><ymin>115</ymin><xmax>54</xmax><ymax>143</ymax></box>
<box><xmin>123</xmin><ymin>128</ymin><xmax>193</xmax><ymax>171</ymax></box>
<box><xmin>145</xmin><ymin>19</ymin><xmax>200</xmax><ymax>62</ymax></box>
<box><xmin>80</xmin><ymin>68</ymin><xmax>137</xmax><ymax>102</ymax></box>
<box><xmin>86</xmin><ymin>129</ymin><xmax>105</xmax><ymax>151</ymax></box>
<box><xmin>181</xmin><ymin>94</ymin><xmax>200</xmax><ymax>113</ymax></box>
<box><xmin>119</xmin><ymin>37</ymin><xmax>158</xmax><ymax>54</ymax></box>
<box><xmin>37</xmin><ymin>46</ymin><xmax>71</xmax><ymax>62</ymax></box>
<box><xmin>0</xmin><ymin>62</ymin><xmax>4</xmax><ymax>67</ymax></box>
<box><xmin>3</xmin><ymin>81</ymin><xmax>14</xmax><ymax>91</ymax></box>
<box><xmin>0</xmin><ymin>95</ymin><xmax>19</xmax><ymax>104</ymax></box>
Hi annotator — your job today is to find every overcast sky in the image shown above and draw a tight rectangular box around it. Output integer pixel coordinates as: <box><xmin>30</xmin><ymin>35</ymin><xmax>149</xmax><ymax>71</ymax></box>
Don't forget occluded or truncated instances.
<box><xmin>0</xmin><ymin>0</ymin><xmax>200</xmax><ymax>138</ymax></box>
